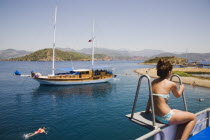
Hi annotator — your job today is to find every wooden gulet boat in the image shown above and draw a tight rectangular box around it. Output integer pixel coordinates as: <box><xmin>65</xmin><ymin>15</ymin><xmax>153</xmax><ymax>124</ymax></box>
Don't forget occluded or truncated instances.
<box><xmin>16</xmin><ymin>7</ymin><xmax>116</xmax><ymax>85</ymax></box>
<box><xmin>31</xmin><ymin>68</ymin><xmax>114</xmax><ymax>85</ymax></box>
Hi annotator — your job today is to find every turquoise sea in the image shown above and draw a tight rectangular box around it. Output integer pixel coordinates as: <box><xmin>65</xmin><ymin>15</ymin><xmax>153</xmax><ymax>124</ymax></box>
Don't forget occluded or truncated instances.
<box><xmin>0</xmin><ymin>61</ymin><xmax>210</xmax><ymax>140</ymax></box>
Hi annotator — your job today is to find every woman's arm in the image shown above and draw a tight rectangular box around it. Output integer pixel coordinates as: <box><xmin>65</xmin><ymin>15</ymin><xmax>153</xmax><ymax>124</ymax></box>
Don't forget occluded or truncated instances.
<box><xmin>43</xmin><ymin>130</ymin><xmax>47</xmax><ymax>134</ymax></box>
<box><xmin>171</xmin><ymin>82</ymin><xmax>185</xmax><ymax>98</ymax></box>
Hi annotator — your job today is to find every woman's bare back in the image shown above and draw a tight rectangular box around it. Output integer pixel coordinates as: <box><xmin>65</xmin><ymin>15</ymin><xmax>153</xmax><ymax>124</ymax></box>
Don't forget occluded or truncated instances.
<box><xmin>152</xmin><ymin>79</ymin><xmax>174</xmax><ymax>116</ymax></box>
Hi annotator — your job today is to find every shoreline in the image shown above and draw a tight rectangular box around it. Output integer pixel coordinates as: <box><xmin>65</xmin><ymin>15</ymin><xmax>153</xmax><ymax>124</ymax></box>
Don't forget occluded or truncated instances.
<box><xmin>135</xmin><ymin>68</ymin><xmax>210</xmax><ymax>88</ymax></box>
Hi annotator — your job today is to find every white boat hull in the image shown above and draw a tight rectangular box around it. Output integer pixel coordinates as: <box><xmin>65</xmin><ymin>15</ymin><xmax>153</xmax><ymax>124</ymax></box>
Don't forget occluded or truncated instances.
<box><xmin>33</xmin><ymin>77</ymin><xmax>113</xmax><ymax>85</ymax></box>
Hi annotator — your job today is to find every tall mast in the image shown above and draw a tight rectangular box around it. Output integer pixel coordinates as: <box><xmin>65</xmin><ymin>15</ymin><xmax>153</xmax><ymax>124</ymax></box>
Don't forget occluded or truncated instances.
<box><xmin>91</xmin><ymin>20</ymin><xmax>95</xmax><ymax>67</ymax></box>
<box><xmin>52</xmin><ymin>6</ymin><xmax>57</xmax><ymax>76</ymax></box>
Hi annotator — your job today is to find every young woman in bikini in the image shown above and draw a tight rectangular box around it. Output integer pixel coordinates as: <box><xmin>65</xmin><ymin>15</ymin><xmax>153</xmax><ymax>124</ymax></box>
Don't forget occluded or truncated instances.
<box><xmin>145</xmin><ymin>58</ymin><xmax>196</xmax><ymax>140</ymax></box>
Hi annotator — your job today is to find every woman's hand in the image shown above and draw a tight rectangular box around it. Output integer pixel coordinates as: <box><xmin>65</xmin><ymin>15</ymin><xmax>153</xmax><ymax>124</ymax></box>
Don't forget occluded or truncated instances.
<box><xmin>172</xmin><ymin>83</ymin><xmax>185</xmax><ymax>98</ymax></box>
<box><xmin>180</xmin><ymin>84</ymin><xmax>185</xmax><ymax>94</ymax></box>
<box><xmin>180</xmin><ymin>84</ymin><xmax>185</xmax><ymax>91</ymax></box>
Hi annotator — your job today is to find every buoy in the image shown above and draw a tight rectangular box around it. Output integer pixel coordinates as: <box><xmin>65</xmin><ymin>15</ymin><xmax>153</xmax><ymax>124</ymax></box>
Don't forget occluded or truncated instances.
<box><xmin>198</xmin><ymin>98</ymin><xmax>204</xmax><ymax>102</ymax></box>
<box><xmin>14</xmin><ymin>70</ymin><xmax>21</xmax><ymax>75</ymax></box>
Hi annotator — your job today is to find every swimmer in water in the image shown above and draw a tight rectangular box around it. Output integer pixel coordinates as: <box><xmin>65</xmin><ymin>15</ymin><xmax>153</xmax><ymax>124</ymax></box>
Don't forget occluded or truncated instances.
<box><xmin>26</xmin><ymin>126</ymin><xmax>47</xmax><ymax>137</ymax></box>
<box><xmin>190</xmin><ymin>81</ymin><xmax>196</xmax><ymax>87</ymax></box>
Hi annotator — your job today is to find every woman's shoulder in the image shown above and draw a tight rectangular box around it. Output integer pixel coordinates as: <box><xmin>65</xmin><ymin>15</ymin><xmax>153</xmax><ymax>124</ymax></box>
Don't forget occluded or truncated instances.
<box><xmin>152</xmin><ymin>79</ymin><xmax>176</xmax><ymax>88</ymax></box>
<box><xmin>152</xmin><ymin>78</ymin><xmax>173</xmax><ymax>83</ymax></box>
<box><xmin>166</xmin><ymin>80</ymin><xmax>177</xmax><ymax>91</ymax></box>
<box><xmin>167</xmin><ymin>80</ymin><xmax>176</xmax><ymax>86</ymax></box>
<box><xmin>152</xmin><ymin>78</ymin><xmax>163</xmax><ymax>84</ymax></box>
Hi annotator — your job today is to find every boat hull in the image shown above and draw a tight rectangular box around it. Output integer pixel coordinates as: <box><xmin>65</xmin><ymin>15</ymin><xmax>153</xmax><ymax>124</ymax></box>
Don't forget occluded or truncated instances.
<box><xmin>33</xmin><ymin>77</ymin><xmax>113</xmax><ymax>85</ymax></box>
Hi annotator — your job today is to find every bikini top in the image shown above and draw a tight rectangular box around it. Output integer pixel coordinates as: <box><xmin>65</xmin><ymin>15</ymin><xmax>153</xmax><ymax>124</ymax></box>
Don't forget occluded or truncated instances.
<box><xmin>152</xmin><ymin>93</ymin><xmax>170</xmax><ymax>100</ymax></box>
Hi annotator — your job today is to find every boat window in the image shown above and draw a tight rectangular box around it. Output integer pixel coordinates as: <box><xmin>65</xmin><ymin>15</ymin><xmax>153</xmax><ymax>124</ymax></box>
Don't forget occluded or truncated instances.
<box><xmin>81</xmin><ymin>71</ymin><xmax>89</xmax><ymax>74</ymax></box>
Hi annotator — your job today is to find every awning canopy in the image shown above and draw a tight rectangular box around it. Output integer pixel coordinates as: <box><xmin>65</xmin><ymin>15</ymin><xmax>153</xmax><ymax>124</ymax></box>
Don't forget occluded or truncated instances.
<box><xmin>57</xmin><ymin>68</ymin><xmax>74</xmax><ymax>71</ymax></box>
<box><xmin>57</xmin><ymin>68</ymin><xmax>92</xmax><ymax>72</ymax></box>
<box><xmin>91</xmin><ymin>66</ymin><xmax>111</xmax><ymax>69</ymax></box>
<box><xmin>57</xmin><ymin>66</ymin><xmax>112</xmax><ymax>71</ymax></box>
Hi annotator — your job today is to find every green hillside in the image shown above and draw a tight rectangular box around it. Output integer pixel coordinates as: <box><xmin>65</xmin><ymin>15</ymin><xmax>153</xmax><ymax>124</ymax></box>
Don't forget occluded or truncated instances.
<box><xmin>9</xmin><ymin>48</ymin><xmax>91</xmax><ymax>61</ymax></box>
<box><xmin>144</xmin><ymin>56</ymin><xmax>187</xmax><ymax>65</ymax></box>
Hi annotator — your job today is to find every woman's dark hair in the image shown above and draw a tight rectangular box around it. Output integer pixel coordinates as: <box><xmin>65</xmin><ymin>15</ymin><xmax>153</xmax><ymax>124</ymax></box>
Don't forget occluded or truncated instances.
<box><xmin>157</xmin><ymin>58</ymin><xmax>173</xmax><ymax>79</ymax></box>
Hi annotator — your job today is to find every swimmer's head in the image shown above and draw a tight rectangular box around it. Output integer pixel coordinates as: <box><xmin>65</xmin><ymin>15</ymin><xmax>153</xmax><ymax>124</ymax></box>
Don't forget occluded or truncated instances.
<box><xmin>41</xmin><ymin>126</ymin><xmax>46</xmax><ymax>129</ymax></box>
<box><xmin>156</xmin><ymin>58</ymin><xmax>173</xmax><ymax>79</ymax></box>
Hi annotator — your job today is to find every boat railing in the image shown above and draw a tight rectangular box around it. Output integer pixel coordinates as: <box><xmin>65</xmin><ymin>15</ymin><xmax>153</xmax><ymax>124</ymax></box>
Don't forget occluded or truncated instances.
<box><xmin>170</xmin><ymin>74</ymin><xmax>188</xmax><ymax>111</ymax></box>
<box><xmin>135</xmin><ymin>128</ymin><xmax>162</xmax><ymax>140</ymax></box>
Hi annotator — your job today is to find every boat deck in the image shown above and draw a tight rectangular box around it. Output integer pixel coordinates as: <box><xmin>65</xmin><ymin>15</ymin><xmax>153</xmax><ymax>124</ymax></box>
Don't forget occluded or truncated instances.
<box><xmin>189</xmin><ymin>126</ymin><xmax>210</xmax><ymax>140</ymax></box>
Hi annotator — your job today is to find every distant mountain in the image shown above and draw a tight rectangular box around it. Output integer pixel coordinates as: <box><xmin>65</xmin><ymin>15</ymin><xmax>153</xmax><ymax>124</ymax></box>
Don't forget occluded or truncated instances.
<box><xmin>151</xmin><ymin>53</ymin><xmax>210</xmax><ymax>61</ymax></box>
<box><xmin>0</xmin><ymin>48</ymin><xmax>164</xmax><ymax>61</ymax></box>
<box><xmin>2</xmin><ymin>48</ymin><xmax>148</xmax><ymax>61</ymax></box>
<box><xmin>132</xmin><ymin>49</ymin><xmax>166</xmax><ymax>57</ymax></box>
<box><xmin>0</xmin><ymin>49</ymin><xmax>31</xmax><ymax>60</ymax></box>
<box><xmin>3</xmin><ymin>48</ymin><xmax>209</xmax><ymax>61</ymax></box>
<box><xmin>77</xmin><ymin>48</ymin><xmax>165</xmax><ymax>57</ymax></box>
<box><xmin>57</xmin><ymin>48</ymin><xmax>77</xmax><ymax>53</ymax></box>
<box><xmin>58</xmin><ymin>48</ymin><xmax>149</xmax><ymax>61</ymax></box>
<box><xmin>9</xmin><ymin>48</ymin><xmax>91</xmax><ymax>61</ymax></box>
<box><xmin>144</xmin><ymin>56</ymin><xmax>186</xmax><ymax>65</ymax></box>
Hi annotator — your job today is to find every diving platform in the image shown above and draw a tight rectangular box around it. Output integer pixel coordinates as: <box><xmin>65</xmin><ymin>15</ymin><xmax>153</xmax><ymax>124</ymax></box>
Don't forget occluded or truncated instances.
<box><xmin>126</xmin><ymin>111</ymin><xmax>166</xmax><ymax>129</ymax></box>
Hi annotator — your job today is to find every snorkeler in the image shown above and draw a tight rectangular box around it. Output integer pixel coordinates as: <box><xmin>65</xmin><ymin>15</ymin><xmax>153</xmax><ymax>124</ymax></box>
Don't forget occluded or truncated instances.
<box><xmin>26</xmin><ymin>126</ymin><xmax>47</xmax><ymax>138</ymax></box>
<box><xmin>145</xmin><ymin>58</ymin><xmax>196</xmax><ymax>140</ymax></box>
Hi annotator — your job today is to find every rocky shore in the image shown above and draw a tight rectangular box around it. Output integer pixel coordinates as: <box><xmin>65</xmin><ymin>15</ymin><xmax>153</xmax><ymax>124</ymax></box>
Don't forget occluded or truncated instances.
<box><xmin>135</xmin><ymin>68</ymin><xmax>210</xmax><ymax>88</ymax></box>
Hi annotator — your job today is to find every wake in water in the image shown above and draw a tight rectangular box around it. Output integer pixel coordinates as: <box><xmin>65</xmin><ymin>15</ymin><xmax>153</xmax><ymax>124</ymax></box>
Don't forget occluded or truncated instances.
<box><xmin>113</xmin><ymin>78</ymin><xmax>120</xmax><ymax>81</ymax></box>
<box><xmin>23</xmin><ymin>133</ymin><xmax>33</xmax><ymax>139</ymax></box>
<box><xmin>23</xmin><ymin>126</ymin><xmax>47</xmax><ymax>139</ymax></box>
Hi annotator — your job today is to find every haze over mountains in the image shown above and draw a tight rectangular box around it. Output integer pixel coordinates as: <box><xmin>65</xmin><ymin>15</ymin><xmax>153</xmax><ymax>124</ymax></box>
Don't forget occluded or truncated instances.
<box><xmin>0</xmin><ymin>49</ymin><xmax>31</xmax><ymax>60</ymax></box>
<box><xmin>153</xmin><ymin>52</ymin><xmax>210</xmax><ymax>61</ymax></box>
<box><xmin>75</xmin><ymin>48</ymin><xmax>165</xmax><ymax>57</ymax></box>
<box><xmin>0</xmin><ymin>48</ymin><xmax>210</xmax><ymax>61</ymax></box>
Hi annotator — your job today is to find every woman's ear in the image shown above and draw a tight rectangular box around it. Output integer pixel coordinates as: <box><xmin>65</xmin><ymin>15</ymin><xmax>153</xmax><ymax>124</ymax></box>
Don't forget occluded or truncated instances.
<box><xmin>168</xmin><ymin>71</ymin><xmax>172</xmax><ymax>78</ymax></box>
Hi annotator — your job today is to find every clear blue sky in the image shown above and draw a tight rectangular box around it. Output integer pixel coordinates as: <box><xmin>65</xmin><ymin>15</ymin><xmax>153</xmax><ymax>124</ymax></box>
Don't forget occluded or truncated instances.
<box><xmin>0</xmin><ymin>0</ymin><xmax>210</xmax><ymax>53</ymax></box>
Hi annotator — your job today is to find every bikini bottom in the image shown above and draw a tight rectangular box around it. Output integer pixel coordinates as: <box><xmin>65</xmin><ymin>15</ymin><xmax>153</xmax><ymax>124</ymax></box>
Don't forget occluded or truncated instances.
<box><xmin>155</xmin><ymin>110</ymin><xmax>174</xmax><ymax>124</ymax></box>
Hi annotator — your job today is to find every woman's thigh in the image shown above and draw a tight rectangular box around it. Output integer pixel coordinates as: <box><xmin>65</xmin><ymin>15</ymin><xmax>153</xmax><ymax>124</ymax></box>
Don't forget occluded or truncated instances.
<box><xmin>169</xmin><ymin>109</ymin><xmax>196</xmax><ymax>125</ymax></box>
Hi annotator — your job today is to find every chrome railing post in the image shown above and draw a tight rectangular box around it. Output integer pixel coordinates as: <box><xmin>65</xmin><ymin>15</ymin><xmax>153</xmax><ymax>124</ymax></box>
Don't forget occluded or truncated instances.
<box><xmin>131</xmin><ymin>75</ymin><xmax>144</xmax><ymax>118</ymax></box>
<box><xmin>146</xmin><ymin>75</ymin><xmax>156</xmax><ymax>128</ymax></box>
<box><xmin>170</xmin><ymin>74</ymin><xmax>188</xmax><ymax>111</ymax></box>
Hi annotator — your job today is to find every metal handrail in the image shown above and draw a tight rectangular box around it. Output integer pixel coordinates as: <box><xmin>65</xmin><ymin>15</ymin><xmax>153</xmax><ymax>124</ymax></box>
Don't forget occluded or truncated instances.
<box><xmin>207</xmin><ymin>110</ymin><xmax>210</xmax><ymax>127</ymax></box>
<box><xmin>131</xmin><ymin>75</ymin><xmax>157</xmax><ymax>128</ymax></box>
<box><xmin>170</xmin><ymin>74</ymin><xmax>188</xmax><ymax>111</ymax></box>
<box><xmin>135</xmin><ymin>128</ymin><xmax>163</xmax><ymax>140</ymax></box>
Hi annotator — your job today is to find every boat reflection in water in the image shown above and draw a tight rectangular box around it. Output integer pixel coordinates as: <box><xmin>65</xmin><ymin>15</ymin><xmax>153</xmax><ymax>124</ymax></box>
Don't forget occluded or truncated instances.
<box><xmin>32</xmin><ymin>82</ymin><xmax>114</xmax><ymax>98</ymax></box>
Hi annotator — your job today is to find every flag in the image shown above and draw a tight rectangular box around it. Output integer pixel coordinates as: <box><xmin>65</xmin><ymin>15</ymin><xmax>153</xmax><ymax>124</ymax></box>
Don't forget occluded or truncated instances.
<box><xmin>88</xmin><ymin>37</ymin><xmax>94</xmax><ymax>42</ymax></box>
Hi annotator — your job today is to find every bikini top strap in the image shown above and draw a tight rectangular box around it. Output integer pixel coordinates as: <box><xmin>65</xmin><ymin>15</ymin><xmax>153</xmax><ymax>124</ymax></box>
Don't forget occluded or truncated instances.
<box><xmin>152</xmin><ymin>93</ymin><xmax>170</xmax><ymax>100</ymax></box>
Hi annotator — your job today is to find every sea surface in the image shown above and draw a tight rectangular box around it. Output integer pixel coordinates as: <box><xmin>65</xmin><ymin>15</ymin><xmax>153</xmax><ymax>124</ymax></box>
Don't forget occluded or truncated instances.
<box><xmin>0</xmin><ymin>61</ymin><xmax>210</xmax><ymax>140</ymax></box>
